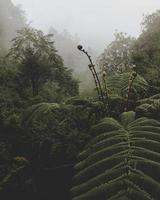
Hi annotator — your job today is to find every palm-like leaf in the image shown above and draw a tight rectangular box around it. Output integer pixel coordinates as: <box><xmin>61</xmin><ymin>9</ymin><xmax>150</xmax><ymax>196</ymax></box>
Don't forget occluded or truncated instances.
<box><xmin>71</xmin><ymin>111</ymin><xmax>160</xmax><ymax>200</ymax></box>
<box><xmin>22</xmin><ymin>102</ymin><xmax>60</xmax><ymax>127</ymax></box>
<box><xmin>136</xmin><ymin>94</ymin><xmax>160</xmax><ymax>119</ymax></box>
<box><xmin>137</xmin><ymin>93</ymin><xmax>160</xmax><ymax>105</ymax></box>
<box><xmin>21</xmin><ymin>98</ymin><xmax>104</xmax><ymax>161</ymax></box>
<box><xmin>22</xmin><ymin>98</ymin><xmax>104</xmax><ymax>130</ymax></box>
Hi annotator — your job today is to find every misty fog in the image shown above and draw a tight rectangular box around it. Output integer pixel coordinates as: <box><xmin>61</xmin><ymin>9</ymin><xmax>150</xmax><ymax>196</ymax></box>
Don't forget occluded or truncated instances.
<box><xmin>12</xmin><ymin>0</ymin><xmax>160</xmax><ymax>52</ymax></box>
<box><xmin>1</xmin><ymin>0</ymin><xmax>160</xmax><ymax>93</ymax></box>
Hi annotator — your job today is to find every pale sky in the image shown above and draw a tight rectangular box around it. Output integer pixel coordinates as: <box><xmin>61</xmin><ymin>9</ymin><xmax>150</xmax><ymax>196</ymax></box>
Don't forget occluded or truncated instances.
<box><xmin>12</xmin><ymin>0</ymin><xmax>160</xmax><ymax>52</ymax></box>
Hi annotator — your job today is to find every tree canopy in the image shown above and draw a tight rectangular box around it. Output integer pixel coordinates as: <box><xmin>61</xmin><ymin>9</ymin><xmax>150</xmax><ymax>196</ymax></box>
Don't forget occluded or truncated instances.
<box><xmin>7</xmin><ymin>27</ymin><xmax>79</xmax><ymax>98</ymax></box>
<box><xmin>132</xmin><ymin>10</ymin><xmax>160</xmax><ymax>92</ymax></box>
<box><xmin>97</xmin><ymin>32</ymin><xmax>135</xmax><ymax>74</ymax></box>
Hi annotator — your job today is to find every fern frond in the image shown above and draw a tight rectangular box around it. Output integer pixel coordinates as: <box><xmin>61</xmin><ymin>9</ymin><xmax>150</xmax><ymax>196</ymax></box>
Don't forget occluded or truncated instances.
<box><xmin>136</xmin><ymin>94</ymin><xmax>160</xmax><ymax>119</ymax></box>
<box><xmin>71</xmin><ymin>111</ymin><xmax>160</xmax><ymax>200</ymax></box>
<box><xmin>106</xmin><ymin>73</ymin><xmax>148</xmax><ymax>97</ymax></box>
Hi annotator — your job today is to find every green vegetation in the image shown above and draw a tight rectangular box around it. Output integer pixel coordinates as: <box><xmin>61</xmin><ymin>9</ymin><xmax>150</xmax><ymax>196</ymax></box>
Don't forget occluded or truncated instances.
<box><xmin>0</xmin><ymin>2</ymin><xmax>160</xmax><ymax>200</ymax></box>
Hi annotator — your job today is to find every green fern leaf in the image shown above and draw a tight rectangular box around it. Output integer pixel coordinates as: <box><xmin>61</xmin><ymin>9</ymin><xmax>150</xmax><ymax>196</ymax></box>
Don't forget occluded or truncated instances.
<box><xmin>106</xmin><ymin>73</ymin><xmax>148</xmax><ymax>97</ymax></box>
<box><xmin>71</xmin><ymin>111</ymin><xmax>160</xmax><ymax>200</ymax></box>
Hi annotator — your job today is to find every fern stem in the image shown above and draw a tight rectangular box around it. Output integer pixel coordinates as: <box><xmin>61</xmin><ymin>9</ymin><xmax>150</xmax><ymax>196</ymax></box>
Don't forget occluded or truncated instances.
<box><xmin>124</xmin><ymin>68</ymin><xmax>137</xmax><ymax>111</ymax></box>
<box><xmin>77</xmin><ymin>45</ymin><xmax>108</xmax><ymax>115</ymax></box>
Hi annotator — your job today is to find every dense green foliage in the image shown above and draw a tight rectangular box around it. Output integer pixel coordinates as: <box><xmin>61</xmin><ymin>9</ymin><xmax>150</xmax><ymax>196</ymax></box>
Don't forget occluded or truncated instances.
<box><xmin>0</xmin><ymin>98</ymin><xmax>104</xmax><ymax>200</ymax></box>
<box><xmin>0</xmin><ymin>5</ymin><xmax>160</xmax><ymax>200</ymax></box>
<box><xmin>0</xmin><ymin>20</ymin><xmax>79</xmax><ymax>199</ymax></box>
<box><xmin>0</xmin><ymin>27</ymin><xmax>79</xmax><ymax>128</ymax></box>
<box><xmin>21</xmin><ymin>98</ymin><xmax>104</xmax><ymax>163</ymax></box>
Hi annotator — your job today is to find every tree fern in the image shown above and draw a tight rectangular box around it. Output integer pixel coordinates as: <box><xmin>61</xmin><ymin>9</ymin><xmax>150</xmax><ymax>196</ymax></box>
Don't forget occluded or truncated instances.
<box><xmin>71</xmin><ymin>111</ymin><xmax>160</xmax><ymax>200</ymax></box>
<box><xmin>103</xmin><ymin>73</ymin><xmax>149</xmax><ymax>115</ymax></box>
<box><xmin>21</xmin><ymin>98</ymin><xmax>105</xmax><ymax>162</ymax></box>
<box><xmin>22</xmin><ymin>102</ymin><xmax>60</xmax><ymax>127</ymax></box>
<box><xmin>22</xmin><ymin>99</ymin><xmax>104</xmax><ymax>135</ymax></box>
